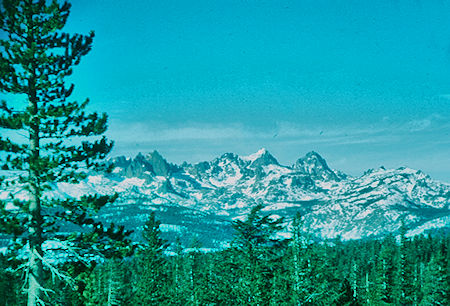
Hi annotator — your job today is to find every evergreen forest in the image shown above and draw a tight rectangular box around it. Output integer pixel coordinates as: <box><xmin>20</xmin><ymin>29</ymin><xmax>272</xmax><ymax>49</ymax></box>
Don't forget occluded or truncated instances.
<box><xmin>1</xmin><ymin>207</ymin><xmax>449</xmax><ymax>305</ymax></box>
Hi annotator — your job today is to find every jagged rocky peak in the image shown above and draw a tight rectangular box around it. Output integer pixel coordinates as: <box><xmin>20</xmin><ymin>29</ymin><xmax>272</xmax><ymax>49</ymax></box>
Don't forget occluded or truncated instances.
<box><xmin>189</xmin><ymin>161</ymin><xmax>211</xmax><ymax>178</ymax></box>
<box><xmin>217</xmin><ymin>152</ymin><xmax>239</xmax><ymax>162</ymax></box>
<box><xmin>145</xmin><ymin>150</ymin><xmax>171</xmax><ymax>177</ymax></box>
<box><xmin>113</xmin><ymin>150</ymin><xmax>173</xmax><ymax>178</ymax></box>
<box><xmin>134</xmin><ymin>152</ymin><xmax>146</xmax><ymax>162</ymax></box>
<box><xmin>210</xmin><ymin>152</ymin><xmax>244</xmax><ymax>176</ymax></box>
<box><xmin>242</xmin><ymin>148</ymin><xmax>279</xmax><ymax>167</ymax></box>
<box><xmin>293</xmin><ymin>151</ymin><xmax>340</xmax><ymax>181</ymax></box>
<box><xmin>122</xmin><ymin>153</ymin><xmax>151</xmax><ymax>178</ymax></box>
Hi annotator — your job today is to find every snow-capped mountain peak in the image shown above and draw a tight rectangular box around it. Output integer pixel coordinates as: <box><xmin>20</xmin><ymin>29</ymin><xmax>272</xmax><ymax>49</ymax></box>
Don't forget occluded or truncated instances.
<box><xmin>103</xmin><ymin>150</ymin><xmax>450</xmax><ymax>243</ymax></box>
<box><xmin>243</xmin><ymin>148</ymin><xmax>279</xmax><ymax>168</ymax></box>
<box><xmin>243</xmin><ymin>148</ymin><xmax>269</xmax><ymax>162</ymax></box>
<box><xmin>5</xmin><ymin>150</ymin><xmax>448</xmax><ymax>248</ymax></box>
<box><xmin>293</xmin><ymin>151</ymin><xmax>341</xmax><ymax>181</ymax></box>
<box><xmin>111</xmin><ymin>150</ymin><xmax>175</xmax><ymax>179</ymax></box>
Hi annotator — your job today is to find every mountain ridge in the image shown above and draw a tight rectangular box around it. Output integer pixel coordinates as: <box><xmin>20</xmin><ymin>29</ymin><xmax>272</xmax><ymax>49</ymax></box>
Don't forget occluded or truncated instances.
<box><xmin>100</xmin><ymin>149</ymin><xmax>450</xmax><ymax>245</ymax></box>
<box><xmin>2</xmin><ymin>149</ymin><xmax>449</xmax><ymax>248</ymax></box>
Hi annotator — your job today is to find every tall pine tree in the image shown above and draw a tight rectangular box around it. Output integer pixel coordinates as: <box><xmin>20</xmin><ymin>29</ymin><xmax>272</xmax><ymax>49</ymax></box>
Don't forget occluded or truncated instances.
<box><xmin>231</xmin><ymin>204</ymin><xmax>285</xmax><ymax>305</ymax></box>
<box><xmin>0</xmin><ymin>1</ymin><xmax>132</xmax><ymax>304</ymax></box>
<box><xmin>133</xmin><ymin>212</ymin><xmax>170</xmax><ymax>304</ymax></box>
<box><xmin>420</xmin><ymin>239</ymin><xmax>449</xmax><ymax>305</ymax></box>
<box><xmin>83</xmin><ymin>259</ymin><xmax>132</xmax><ymax>306</ymax></box>
<box><xmin>395</xmin><ymin>223</ymin><xmax>415</xmax><ymax>305</ymax></box>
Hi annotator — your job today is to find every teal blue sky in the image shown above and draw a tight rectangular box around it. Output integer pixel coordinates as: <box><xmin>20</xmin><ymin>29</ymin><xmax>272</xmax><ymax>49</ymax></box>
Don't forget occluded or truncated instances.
<box><xmin>4</xmin><ymin>0</ymin><xmax>450</xmax><ymax>181</ymax></box>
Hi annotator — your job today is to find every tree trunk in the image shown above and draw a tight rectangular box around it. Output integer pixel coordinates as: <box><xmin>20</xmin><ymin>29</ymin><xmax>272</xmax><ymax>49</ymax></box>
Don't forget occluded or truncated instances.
<box><xmin>366</xmin><ymin>272</ymin><xmax>370</xmax><ymax>305</ymax></box>
<box><xmin>27</xmin><ymin>68</ymin><xmax>43</xmax><ymax>306</ymax></box>
<box><xmin>27</xmin><ymin>136</ymin><xmax>44</xmax><ymax>305</ymax></box>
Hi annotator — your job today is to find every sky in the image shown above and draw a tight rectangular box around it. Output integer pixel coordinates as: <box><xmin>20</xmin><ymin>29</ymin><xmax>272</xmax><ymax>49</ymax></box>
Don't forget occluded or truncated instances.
<box><xmin>3</xmin><ymin>0</ymin><xmax>450</xmax><ymax>182</ymax></box>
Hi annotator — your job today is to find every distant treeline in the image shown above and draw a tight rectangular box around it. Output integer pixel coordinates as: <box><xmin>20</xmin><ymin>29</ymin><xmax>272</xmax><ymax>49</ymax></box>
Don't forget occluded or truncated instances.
<box><xmin>1</xmin><ymin>205</ymin><xmax>449</xmax><ymax>305</ymax></box>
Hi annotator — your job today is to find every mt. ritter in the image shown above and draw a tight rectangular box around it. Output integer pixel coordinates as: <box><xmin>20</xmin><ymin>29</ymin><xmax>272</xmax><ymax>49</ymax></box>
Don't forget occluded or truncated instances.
<box><xmin>4</xmin><ymin>149</ymin><xmax>449</xmax><ymax>249</ymax></box>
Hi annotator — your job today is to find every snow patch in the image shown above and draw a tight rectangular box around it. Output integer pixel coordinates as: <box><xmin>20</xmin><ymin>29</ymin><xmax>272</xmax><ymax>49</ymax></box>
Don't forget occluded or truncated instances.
<box><xmin>242</xmin><ymin>148</ymin><xmax>268</xmax><ymax>162</ymax></box>
<box><xmin>115</xmin><ymin>177</ymin><xmax>145</xmax><ymax>191</ymax></box>
<box><xmin>406</xmin><ymin>215</ymin><xmax>450</xmax><ymax>237</ymax></box>
<box><xmin>88</xmin><ymin>175</ymin><xmax>103</xmax><ymax>184</ymax></box>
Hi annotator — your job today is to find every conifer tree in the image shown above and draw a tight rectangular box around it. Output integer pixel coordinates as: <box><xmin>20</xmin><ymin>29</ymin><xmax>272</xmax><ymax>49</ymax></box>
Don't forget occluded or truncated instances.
<box><xmin>291</xmin><ymin>212</ymin><xmax>303</xmax><ymax>300</ymax></box>
<box><xmin>0</xmin><ymin>1</ymin><xmax>132</xmax><ymax>304</ymax></box>
<box><xmin>83</xmin><ymin>259</ymin><xmax>132</xmax><ymax>306</ymax></box>
<box><xmin>290</xmin><ymin>212</ymin><xmax>318</xmax><ymax>303</ymax></box>
<box><xmin>206</xmin><ymin>247</ymin><xmax>239</xmax><ymax>305</ymax></box>
<box><xmin>170</xmin><ymin>236</ymin><xmax>190</xmax><ymax>303</ymax></box>
<box><xmin>335</xmin><ymin>278</ymin><xmax>359</xmax><ymax>306</ymax></box>
<box><xmin>420</xmin><ymin>240</ymin><xmax>449</xmax><ymax>305</ymax></box>
<box><xmin>290</xmin><ymin>213</ymin><xmax>337</xmax><ymax>305</ymax></box>
<box><xmin>133</xmin><ymin>212</ymin><xmax>170</xmax><ymax>304</ymax></box>
<box><xmin>375</xmin><ymin>234</ymin><xmax>397</xmax><ymax>304</ymax></box>
<box><xmin>184</xmin><ymin>238</ymin><xmax>210</xmax><ymax>305</ymax></box>
<box><xmin>349</xmin><ymin>259</ymin><xmax>359</xmax><ymax>303</ymax></box>
<box><xmin>395</xmin><ymin>223</ymin><xmax>415</xmax><ymax>304</ymax></box>
<box><xmin>231</xmin><ymin>204</ymin><xmax>285</xmax><ymax>305</ymax></box>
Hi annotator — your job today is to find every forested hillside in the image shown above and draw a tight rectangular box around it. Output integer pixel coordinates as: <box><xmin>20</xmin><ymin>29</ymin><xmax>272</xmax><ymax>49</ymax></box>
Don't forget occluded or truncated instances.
<box><xmin>1</xmin><ymin>207</ymin><xmax>448</xmax><ymax>305</ymax></box>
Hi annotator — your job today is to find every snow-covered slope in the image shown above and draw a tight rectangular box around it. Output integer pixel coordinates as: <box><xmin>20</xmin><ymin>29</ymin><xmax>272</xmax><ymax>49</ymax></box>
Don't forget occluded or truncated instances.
<box><xmin>2</xmin><ymin>150</ymin><xmax>449</xmax><ymax>247</ymax></box>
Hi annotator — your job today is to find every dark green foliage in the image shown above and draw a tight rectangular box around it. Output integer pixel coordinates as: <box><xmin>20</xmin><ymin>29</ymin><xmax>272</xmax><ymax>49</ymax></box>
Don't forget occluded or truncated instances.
<box><xmin>167</xmin><ymin>238</ymin><xmax>217</xmax><ymax>305</ymax></box>
<box><xmin>335</xmin><ymin>278</ymin><xmax>360</xmax><ymax>306</ymax></box>
<box><xmin>0</xmin><ymin>254</ymin><xmax>21</xmax><ymax>305</ymax></box>
<box><xmin>420</xmin><ymin>240</ymin><xmax>449</xmax><ymax>305</ymax></box>
<box><xmin>377</xmin><ymin>234</ymin><xmax>397</xmax><ymax>304</ymax></box>
<box><xmin>203</xmin><ymin>248</ymin><xmax>240</xmax><ymax>305</ymax></box>
<box><xmin>230</xmin><ymin>204</ymin><xmax>287</xmax><ymax>305</ymax></box>
<box><xmin>132</xmin><ymin>212</ymin><xmax>170</xmax><ymax>304</ymax></box>
<box><xmin>82</xmin><ymin>260</ymin><xmax>132</xmax><ymax>306</ymax></box>
<box><xmin>1</xmin><ymin>204</ymin><xmax>449</xmax><ymax>304</ymax></box>
<box><xmin>291</xmin><ymin>213</ymin><xmax>338</xmax><ymax>305</ymax></box>
<box><xmin>395</xmin><ymin>223</ymin><xmax>416</xmax><ymax>304</ymax></box>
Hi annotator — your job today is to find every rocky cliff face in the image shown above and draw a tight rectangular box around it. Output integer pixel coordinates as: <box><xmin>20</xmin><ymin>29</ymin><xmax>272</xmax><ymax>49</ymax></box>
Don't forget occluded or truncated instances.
<box><xmin>113</xmin><ymin>150</ymin><xmax>176</xmax><ymax>178</ymax></box>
